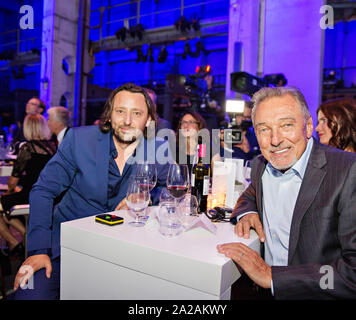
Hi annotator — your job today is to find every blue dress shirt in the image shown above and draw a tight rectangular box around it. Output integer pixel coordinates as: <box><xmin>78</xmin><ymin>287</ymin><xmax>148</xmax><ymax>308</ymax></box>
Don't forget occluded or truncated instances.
<box><xmin>262</xmin><ymin>138</ymin><xmax>314</xmax><ymax>266</ymax></box>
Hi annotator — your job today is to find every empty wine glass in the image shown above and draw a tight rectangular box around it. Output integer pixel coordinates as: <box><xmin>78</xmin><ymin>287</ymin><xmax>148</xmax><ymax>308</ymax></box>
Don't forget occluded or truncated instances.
<box><xmin>126</xmin><ymin>177</ymin><xmax>150</xmax><ymax>227</ymax></box>
<box><xmin>166</xmin><ymin>164</ymin><xmax>189</xmax><ymax>203</ymax></box>
<box><xmin>178</xmin><ymin>194</ymin><xmax>199</xmax><ymax>229</ymax></box>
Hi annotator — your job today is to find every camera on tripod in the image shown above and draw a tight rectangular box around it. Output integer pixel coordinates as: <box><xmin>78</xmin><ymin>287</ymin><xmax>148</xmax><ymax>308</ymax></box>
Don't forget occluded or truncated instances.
<box><xmin>222</xmin><ymin>99</ymin><xmax>252</xmax><ymax>144</ymax></box>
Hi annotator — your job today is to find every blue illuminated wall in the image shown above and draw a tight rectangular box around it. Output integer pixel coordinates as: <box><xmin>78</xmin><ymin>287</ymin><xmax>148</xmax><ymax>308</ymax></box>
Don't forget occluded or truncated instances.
<box><xmin>89</xmin><ymin>0</ymin><xmax>229</xmax><ymax>89</ymax></box>
<box><xmin>323</xmin><ymin>20</ymin><xmax>356</xmax><ymax>88</ymax></box>
<box><xmin>0</xmin><ymin>0</ymin><xmax>43</xmax><ymax>125</ymax></box>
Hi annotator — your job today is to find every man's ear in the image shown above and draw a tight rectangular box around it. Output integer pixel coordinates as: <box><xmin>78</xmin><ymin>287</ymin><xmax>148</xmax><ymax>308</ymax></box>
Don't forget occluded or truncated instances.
<box><xmin>306</xmin><ymin>116</ymin><xmax>314</xmax><ymax>139</ymax></box>
<box><xmin>146</xmin><ymin>115</ymin><xmax>152</xmax><ymax>127</ymax></box>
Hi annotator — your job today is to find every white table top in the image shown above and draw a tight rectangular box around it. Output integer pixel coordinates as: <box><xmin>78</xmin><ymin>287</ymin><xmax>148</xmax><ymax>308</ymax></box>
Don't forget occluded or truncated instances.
<box><xmin>62</xmin><ymin>207</ymin><xmax>259</xmax><ymax>266</ymax></box>
<box><xmin>0</xmin><ymin>165</ymin><xmax>13</xmax><ymax>177</ymax></box>
<box><xmin>61</xmin><ymin>207</ymin><xmax>260</xmax><ymax>298</ymax></box>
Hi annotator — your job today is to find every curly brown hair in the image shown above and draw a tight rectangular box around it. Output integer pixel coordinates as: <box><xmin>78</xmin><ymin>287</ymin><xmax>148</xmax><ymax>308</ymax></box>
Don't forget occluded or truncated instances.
<box><xmin>317</xmin><ymin>98</ymin><xmax>356</xmax><ymax>152</ymax></box>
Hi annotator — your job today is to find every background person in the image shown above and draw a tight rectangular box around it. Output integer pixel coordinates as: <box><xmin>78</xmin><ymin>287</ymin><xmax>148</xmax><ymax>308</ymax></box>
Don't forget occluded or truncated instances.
<box><xmin>47</xmin><ymin>106</ymin><xmax>71</xmax><ymax>145</ymax></box>
<box><xmin>175</xmin><ymin>111</ymin><xmax>207</xmax><ymax>173</ymax></box>
<box><xmin>315</xmin><ymin>98</ymin><xmax>356</xmax><ymax>153</ymax></box>
<box><xmin>0</xmin><ymin>114</ymin><xmax>56</xmax><ymax>257</ymax></box>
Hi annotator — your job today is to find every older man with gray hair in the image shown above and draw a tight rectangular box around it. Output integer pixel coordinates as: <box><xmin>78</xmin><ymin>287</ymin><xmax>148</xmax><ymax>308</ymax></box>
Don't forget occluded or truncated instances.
<box><xmin>217</xmin><ymin>86</ymin><xmax>356</xmax><ymax>299</ymax></box>
<box><xmin>47</xmin><ymin>106</ymin><xmax>71</xmax><ymax>145</ymax></box>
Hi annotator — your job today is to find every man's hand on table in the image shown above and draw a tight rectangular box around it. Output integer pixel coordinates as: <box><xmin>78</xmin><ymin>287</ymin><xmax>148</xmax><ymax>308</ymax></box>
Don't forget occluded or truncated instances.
<box><xmin>217</xmin><ymin>212</ymin><xmax>271</xmax><ymax>289</ymax></box>
<box><xmin>115</xmin><ymin>198</ymin><xmax>129</xmax><ymax>210</ymax></box>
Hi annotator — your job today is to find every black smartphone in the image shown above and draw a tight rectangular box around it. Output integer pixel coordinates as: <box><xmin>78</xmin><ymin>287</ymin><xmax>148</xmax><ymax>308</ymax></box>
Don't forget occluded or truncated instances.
<box><xmin>95</xmin><ymin>214</ymin><xmax>124</xmax><ymax>226</ymax></box>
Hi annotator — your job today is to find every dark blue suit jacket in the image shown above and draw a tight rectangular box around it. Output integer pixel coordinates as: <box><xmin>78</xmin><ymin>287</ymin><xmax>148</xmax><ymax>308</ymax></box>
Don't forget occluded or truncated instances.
<box><xmin>27</xmin><ymin>125</ymin><xmax>173</xmax><ymax>258</ymax></box>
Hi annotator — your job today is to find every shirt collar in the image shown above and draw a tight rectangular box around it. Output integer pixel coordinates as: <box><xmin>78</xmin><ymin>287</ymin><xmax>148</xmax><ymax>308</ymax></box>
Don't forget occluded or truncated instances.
<box><xmin>266</xmin><ymin>138</ymin><xmax>314</xmax><ymax>178</ymax></box>
<box><xmin>57</xmin><ymin>127</ymin><xmax>67</xmax><ymax>145</ymax></box>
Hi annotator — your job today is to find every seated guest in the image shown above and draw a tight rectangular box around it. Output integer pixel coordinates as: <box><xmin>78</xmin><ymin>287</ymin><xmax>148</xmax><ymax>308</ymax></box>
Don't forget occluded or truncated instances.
<box><xmin>175</xmin><ymin>111</ymin><xmax>207</xmax><ymax>173</ymax></box>
<box><xmin>11</xmin><ymin>97</ymin><xmax>47</xmax><ymax>150</ymax></box>
<box><xmin>13</xmin><ymin>83</ymin><xmax>173</xmax><ymax>300</ymax></box>
<box><xmin>0</xmin><ymin>114</ymin><xmax>56</xmax><ymax>257</ymax></box>
<box><xmin>316</xmin><ymin>98</ymin><xmax>356</xmax><ymax>153</ymax></box>
<box><xmin>217</xmin><ymin>86</ymin><xmax>356</xmax><ymax>299</ymax></box>
<box><xmin>47</xmin><ymin>106</ymin><xmax>71</xmax><ymax>145</ymax></box>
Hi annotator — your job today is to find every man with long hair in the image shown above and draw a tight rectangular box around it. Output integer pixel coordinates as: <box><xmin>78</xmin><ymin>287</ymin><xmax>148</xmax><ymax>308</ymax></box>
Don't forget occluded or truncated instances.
<box><xmin>13</xmin><ymin>83</ymin><xmax>173</xmax><ymax>300</ymax></box>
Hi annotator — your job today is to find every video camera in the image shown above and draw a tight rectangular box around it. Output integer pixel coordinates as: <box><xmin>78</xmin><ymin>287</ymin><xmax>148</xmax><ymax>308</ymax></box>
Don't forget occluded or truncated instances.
<box><xmin>222</xmin><ymin>99</ymin><xmax>252</xmax><ymax>144</ymax></box>
<box><xmin>184</xmin><ymin>65</ymin><xmax>213</xmax><ymax>111</ymax></box>
<box><xmin>230</xmin><ymin>71</ymin><xmax>287</xmax><ymax>96</ymax></box>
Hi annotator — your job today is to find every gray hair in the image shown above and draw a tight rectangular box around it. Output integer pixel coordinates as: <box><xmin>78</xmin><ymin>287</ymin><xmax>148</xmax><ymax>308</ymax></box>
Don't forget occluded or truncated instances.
<box><xmin>48</xmin><ymin>106</ymin><xmax>71</xmax><ymax>127</ymax></box>
<box><xmin>251</xmin><ymin>86</ymin><xmax>311</xmax><ymax>125</ymax></box>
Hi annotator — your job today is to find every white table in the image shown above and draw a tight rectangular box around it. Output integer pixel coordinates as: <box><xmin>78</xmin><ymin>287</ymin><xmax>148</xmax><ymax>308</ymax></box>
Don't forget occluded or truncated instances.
<box><xmin>0</xmin><ymin>165</ymin><xmax>13</xmax><ymax>177</ymax></box>
<box><xmin>60</xmin><ymin>208</ymin><xmax>260</xmax><ymax>300</ymax></box>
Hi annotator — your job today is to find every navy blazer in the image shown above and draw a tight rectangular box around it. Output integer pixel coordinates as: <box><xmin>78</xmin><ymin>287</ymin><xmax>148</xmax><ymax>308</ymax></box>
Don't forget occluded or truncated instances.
<box><xmin>27</xmin><ymin>125</ymin><xmax>173</xmax><ymax>258</ymax></box>
<box><xmin>231</xmin><ymin>138</ymin><xmax>356</xmax><ymax>299</ymax></box>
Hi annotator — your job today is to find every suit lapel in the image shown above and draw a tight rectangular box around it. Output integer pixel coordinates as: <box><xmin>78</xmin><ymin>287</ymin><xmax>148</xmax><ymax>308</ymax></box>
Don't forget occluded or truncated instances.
<box><xmin>255</xmin><ymin>156</ymin><xmax>267</xmax><ymax>221</ymax></box>
<box><xmin>96</xmin><ymin>129</ymin><xmax>110</xmax><ymax>208</ymax></box>
<box><xmin>288</xmin><ymin>140</ymin><xmax>327</xmax><ymax>263</ymax></box>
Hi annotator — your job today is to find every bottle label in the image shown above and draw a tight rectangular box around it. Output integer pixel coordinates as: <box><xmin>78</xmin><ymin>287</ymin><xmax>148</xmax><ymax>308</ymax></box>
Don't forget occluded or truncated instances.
<box><xmin>199</xmin><ymin>144</ymin><xmax>206</xmax><ymax>158</ymax></box>
<box><xmin>203</xmin><ymin>176</ymin><xmax>209</xmax><ymax>196</ymax></box>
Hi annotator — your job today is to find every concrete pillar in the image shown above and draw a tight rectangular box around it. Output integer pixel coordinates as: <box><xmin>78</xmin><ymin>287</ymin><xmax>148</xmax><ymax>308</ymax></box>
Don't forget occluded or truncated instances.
<box><xmin>40</xmin><ymin>0</ymin><xmax>93</xmax><ymax>126</ymax></box>
<box><xmin>225</xmin><ymin>0</ymin><xmax>261</xmax><ymax>99</ymax></box>
<box><xmin>263</xmin><ymin>0</ymin><xmax>325</xmax><ymax>128</ymax></box>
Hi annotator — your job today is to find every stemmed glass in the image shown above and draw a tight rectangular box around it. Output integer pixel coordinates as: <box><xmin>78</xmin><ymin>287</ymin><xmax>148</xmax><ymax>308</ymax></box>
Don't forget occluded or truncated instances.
<box><xmin>126</xmin><ymin>177</ymin><xmax>150</xmax><ymax>227</ymax></box>
<box><xmin>166</xmin><ymin>164</ymin><xmax>189</xmax><ymax>205</ymax></box>
<box><xmin>135</xmin><ymin>162</ymin><xmax>157</xmax><ymax>221</ymax></box>
<box><xmin>135</xmin><ymin>161</ymin><xmax>157</xmax><ymax>191</ymax></box>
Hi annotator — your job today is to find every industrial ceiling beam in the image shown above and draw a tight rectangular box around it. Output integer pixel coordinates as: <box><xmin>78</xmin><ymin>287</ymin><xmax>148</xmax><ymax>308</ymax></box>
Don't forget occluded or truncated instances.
<box><xmin>90</xmin><ymin>17</ymin><xmax>228</xmax><ymax>53</ymax></box>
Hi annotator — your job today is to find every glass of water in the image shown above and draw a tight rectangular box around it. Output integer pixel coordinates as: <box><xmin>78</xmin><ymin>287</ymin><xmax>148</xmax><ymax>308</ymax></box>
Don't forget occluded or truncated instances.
<box><xmin>126</xmin><ymin>177</ymin><xmax>150</xmax><ymax>227</ymax></box>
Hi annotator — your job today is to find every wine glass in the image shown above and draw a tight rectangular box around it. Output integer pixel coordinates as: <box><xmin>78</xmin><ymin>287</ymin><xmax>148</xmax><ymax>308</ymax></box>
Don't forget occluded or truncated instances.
<box><xmin>135</xmin><ymin>161</ymin><xmax>157</xmax><ymax>191</ymax></box>
<box><xmin>136</xmin><ymin>162</ymin><xmax>157</xmax><ymax>222</ymax></box>
<box><xmin>126</xmin><ymin>177</ymin><xmax>150</xmax><ymax>227</ymax></box>
<box><xmin>166</xmin><ymin>164</ymin><xmax>189</xmax><ymax>205</ymax></box>
<box><xmin>178</xmin><ymin>194</ymin><xmax>199</xmax><ymax>229</ymax></box>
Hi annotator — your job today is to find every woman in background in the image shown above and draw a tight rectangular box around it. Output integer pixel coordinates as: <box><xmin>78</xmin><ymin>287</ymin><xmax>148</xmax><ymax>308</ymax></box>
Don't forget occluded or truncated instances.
<box><xmin>0</xmin><ymin>114</ymin><xmax>56</xmax><ymax>256</ymax></box>
<box><xmin>316</xmin><ymin>98</ymin><xmax>356</xmax><ymax>153</ymax></box>
<box><xmin>175</xmin><ymin>111</ymin><xmax>207</xmax><ymax>173</ymax></box>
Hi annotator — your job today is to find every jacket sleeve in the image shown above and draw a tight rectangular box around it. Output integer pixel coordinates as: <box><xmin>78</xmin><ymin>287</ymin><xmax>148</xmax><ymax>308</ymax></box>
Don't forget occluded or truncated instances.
<box><xmin>230</xmin><ymin>156</ymin><xmax>261</xmax><ymax>224</ymax></box>
<box><xmin>272</xmin><ymin>160</ymin><xmax>356</xmax><ymax>299</ymax></box>
<box><xmin>27</xmin><ymin>129</ymin><xmax>78</xmax><ymax>255</ymax></box>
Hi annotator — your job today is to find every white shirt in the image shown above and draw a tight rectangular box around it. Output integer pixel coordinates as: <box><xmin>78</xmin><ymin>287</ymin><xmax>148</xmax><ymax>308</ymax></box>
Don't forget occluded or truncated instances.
<box><xmin>57</xmin><ymin>127</ymin><xmax>67</xmax><ymax>145</ymax></box>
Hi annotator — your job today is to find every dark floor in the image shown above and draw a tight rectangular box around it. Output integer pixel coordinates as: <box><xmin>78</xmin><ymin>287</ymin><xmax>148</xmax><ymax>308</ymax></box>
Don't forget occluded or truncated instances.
<box><xmin>0</xmin><ymin>227</ymin><xmax>25</xmax><ymax>300</ymax></box>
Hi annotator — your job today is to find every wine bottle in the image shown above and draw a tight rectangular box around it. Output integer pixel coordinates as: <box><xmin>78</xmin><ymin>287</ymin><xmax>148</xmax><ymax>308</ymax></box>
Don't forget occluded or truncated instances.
<box><xmin>191</xmin><ymin>137</ymin><xmax>210</xmax><ymax>214</ymax></box>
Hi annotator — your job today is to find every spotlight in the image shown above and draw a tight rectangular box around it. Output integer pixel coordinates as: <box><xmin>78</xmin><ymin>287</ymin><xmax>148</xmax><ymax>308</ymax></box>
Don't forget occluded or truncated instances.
<box><xmin>135</xmin><ymin>24</ymin><xmax>144</xmax><ymax>40</ymax></box>
<box><xmin>182</xmin><ymin>41</ymin><xmax>191</xmax><ymax>60</ymax></box>
<box><xmin>136</xmin><ymin>46</ymin><xmax>145</xmax><ymax>63</ymax></box>
<box><xmin>129</xmin><ymin>24</ymin><xmax>145</xmax><ymax>40</ymax></box>
<box><xmin>174</xmin><ymin>16</ymin><xmax>191</xmax><ymax>33</ymax></box>
<box><xmin>115</xmin><ymin>27</ymin><xmax>128</xmax><ymax>41</ymax></box>
<box><xmin>157</xmin><ymin>45</ymin><xmax>168</xmax><ymax>63</ymax></box>
<box><xmin>11</xmin><ymin>65</ymin><xmax>25</xmax><ymax>79</ymax></box>
<box><xmin>146</xmin><ymin>45</ymin><xmax>154</xmax><ymax>63</ymax></box>
<box><xmin>188</xmin><ymin>40</ymin><xmax>204</xmax><ymax>58</ymax></box>
<box><xmin>192</xmin><ymin>18</ymin><xmax>200</xmax><ymax>31</ymax></box>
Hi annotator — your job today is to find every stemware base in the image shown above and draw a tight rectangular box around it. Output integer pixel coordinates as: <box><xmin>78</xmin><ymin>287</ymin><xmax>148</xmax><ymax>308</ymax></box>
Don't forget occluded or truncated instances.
<box><xmin>129</xmin><ymin>220</ymin><xmax>146</xmax><ymax>227</ymax></box>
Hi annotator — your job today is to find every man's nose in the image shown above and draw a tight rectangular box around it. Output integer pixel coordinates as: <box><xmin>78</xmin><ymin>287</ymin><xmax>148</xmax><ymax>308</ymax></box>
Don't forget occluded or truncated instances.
<box><xmin>124</xmin><ymin>112</ymin><xmax>132</xmax><ymax>125</ymax></box>
<box><xmin>271</xmin><ymin>128</ymin><xmax>283</xmax><ymax>147</ymax></box>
